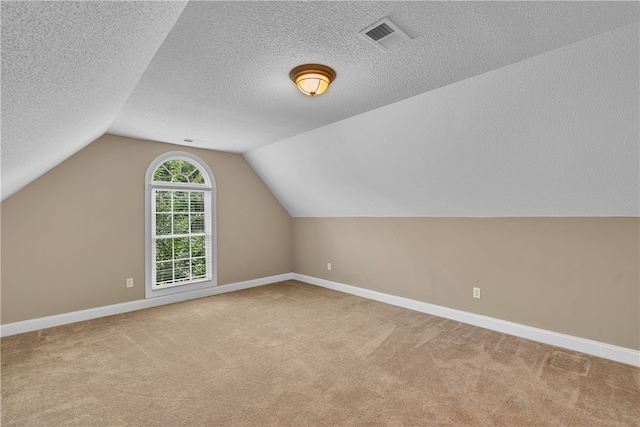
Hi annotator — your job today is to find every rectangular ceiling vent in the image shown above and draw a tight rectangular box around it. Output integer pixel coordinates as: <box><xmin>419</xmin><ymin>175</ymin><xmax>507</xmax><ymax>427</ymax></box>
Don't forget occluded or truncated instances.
<box><xmin>365</xmin><ymin>22</ymin><xmax>394</xmax><ymax>41</ymax></box>
<box><xmin>359</xmin><ymin>17</ymin><xmax>412</xmax><ymax>52</ymax></box>
<box><xmin>181</xmin><ymin>138</ymin><xmax>204</xmax><ymax>145</ymax></box>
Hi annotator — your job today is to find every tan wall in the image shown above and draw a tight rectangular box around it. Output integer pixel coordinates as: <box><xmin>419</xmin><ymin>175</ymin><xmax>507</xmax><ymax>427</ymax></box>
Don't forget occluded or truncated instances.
<box><xmin>293</xmin><ymin>217</ymin><xmax>640</xmax><ymax>350</ymax></box>
<box><xmin>3</xmin><ymin>135</ymin><xmax>638</xmax><ymax>351</ymax></box>
<box><xmin>1</xmin><ymin>134</ymin><xmax>292</xmax><ymax>324</ymax></box>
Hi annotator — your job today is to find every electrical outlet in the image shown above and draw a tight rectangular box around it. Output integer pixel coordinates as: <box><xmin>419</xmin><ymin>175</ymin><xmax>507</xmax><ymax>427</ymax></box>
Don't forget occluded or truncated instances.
<box><xmin>126</xmin><ymin>278</ymin><xmax>134</xmax><ymax>288</ymax></box>
<box><xmin>327</xmin><ymin>263</ymin><xmax>332</xmax><ymax>271</ymax></box>
<box><xmin>473</xmin><ymin>287</ymin><xmax>481</xmax><ymax>299</ymax></box>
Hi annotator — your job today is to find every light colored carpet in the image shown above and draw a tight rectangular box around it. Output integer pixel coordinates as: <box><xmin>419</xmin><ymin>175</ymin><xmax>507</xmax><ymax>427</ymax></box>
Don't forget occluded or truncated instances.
<box><xmin>2</xmin><ymin>280</ymin><xmax>639</xmax><ymax>426</ymax></box>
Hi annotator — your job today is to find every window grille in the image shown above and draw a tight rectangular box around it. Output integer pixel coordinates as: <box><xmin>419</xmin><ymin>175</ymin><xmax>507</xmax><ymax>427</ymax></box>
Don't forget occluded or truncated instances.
<box><xmin>145</xmin><ymin>154</ymin><xmax>216</xmax><ymax>297</ymax></box>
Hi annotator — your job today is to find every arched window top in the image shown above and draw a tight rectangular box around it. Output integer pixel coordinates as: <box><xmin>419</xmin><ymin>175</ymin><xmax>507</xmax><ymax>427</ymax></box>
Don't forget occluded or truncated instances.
<box><xmin>153</xmin><ymin>159</ymin><xmax>206</xmax><ymax>185</ymax></box>
<box><xmin>146</xmin><ymin>151</ymin><xmax>216</xmax><ymax>191</ymax></box>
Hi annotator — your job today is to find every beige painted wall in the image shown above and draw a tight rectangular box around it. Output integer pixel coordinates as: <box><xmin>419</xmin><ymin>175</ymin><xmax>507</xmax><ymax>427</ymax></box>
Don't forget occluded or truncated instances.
<box><xmin>293</xmin><ymin>217</ymin><xmax>640</xmax><ymax>350</ymax></box>
<box><xmin>3</xmin><ymin>135</ymin><xmax>638</xmax><ymax>352</ymax></box>
<box><xmin>1</xmin><ymin>134</ymin><xmax>292</xmax><ymax>324</ymax></box>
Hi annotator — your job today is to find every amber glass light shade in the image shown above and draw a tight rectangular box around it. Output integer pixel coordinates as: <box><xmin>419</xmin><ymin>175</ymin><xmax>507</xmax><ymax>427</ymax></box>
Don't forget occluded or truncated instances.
<box><xmin>289</xmin><ymin>64</ymin><xmax>336</xmax><ymax>97</ymax></box>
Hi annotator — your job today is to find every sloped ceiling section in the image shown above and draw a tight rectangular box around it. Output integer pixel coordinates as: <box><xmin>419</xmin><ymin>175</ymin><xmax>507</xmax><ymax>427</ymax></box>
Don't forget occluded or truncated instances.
<box><xmin>1</xmin><ymin>1</ymin><xmax>187</xmax><ymax>200</ymax></box>
<box><xmin>245</xmin><ymin>23</ymin><xmax>640</xmax><ymax>217</ymax></box>
<box><xmin>3</xmin><ymin>1</ymin><xmax>638</xmax><ymax>207</ymax></box>
<box><xmin>108</xmin><ymin>1</ymin><xmax>638</xmax><ymax>153</ymax></box>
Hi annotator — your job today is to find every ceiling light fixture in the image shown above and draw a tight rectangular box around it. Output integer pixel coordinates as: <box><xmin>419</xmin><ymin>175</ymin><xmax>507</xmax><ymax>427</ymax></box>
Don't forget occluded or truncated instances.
<box><xmin>289</xmin><ymin>64</ymin><xmax>336</xmax><ymax>97</ymax></box>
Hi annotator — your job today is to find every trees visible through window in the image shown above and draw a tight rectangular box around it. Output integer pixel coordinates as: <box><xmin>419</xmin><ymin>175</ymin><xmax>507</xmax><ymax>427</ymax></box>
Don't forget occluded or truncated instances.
<box><xmin>146</xmin><ymin>153</ymin><xmax>216</xmax><ymax>297</ymax></box>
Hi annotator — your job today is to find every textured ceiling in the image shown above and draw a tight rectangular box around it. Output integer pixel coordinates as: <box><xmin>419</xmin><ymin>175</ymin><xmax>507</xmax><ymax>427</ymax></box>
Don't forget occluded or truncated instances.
<box><xmin>246</xmin><ymin>23</ymin><xmax>639</xmax><ymax>217</ymax></box>
<box><xmin>2</xmin><ymin>1</ymin><xmax>638</xmax><ymax>207</ymax></box>
<box><xmin>1</xmin><ymin>1</ymin><xmax>188</xmax><ymax>199</ymax></box>
<box><xmin>108</xmin><ymin>1</ymin><xmax>638</xmax><ymax>153</ymax></box>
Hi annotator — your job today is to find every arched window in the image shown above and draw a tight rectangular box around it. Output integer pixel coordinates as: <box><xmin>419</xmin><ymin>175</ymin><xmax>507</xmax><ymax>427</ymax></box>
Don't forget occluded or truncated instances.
<box><xmin>145</xmin><ymin>152</ymin><xmax>216</xmax><ymax>298</ymax></box>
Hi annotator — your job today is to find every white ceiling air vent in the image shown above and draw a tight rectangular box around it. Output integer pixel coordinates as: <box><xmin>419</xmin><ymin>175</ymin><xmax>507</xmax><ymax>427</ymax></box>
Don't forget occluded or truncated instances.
<box><xmin>181</xmin><ymin>138</ymin><xmax>204</xmax><ymax>144</ymax></box>
<box><xmin>358</xmin><ymin>17</ymin><xmax>412</xmax><ymax>52</ymax></box>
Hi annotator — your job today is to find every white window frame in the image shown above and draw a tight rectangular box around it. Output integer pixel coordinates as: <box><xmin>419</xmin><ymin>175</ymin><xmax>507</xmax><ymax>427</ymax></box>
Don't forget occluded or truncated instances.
<box><xmin>145</xmin><ymin>151</ymin><xmax>217</xmax><ymax>299</ymax></box>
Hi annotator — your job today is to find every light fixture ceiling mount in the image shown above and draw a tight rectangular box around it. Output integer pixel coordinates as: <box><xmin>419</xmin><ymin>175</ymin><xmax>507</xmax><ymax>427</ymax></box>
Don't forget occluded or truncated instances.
<box><xmin>289</xmin><ymin>64</ymin><xmax>336</xmax><ymax>97</ymax></box>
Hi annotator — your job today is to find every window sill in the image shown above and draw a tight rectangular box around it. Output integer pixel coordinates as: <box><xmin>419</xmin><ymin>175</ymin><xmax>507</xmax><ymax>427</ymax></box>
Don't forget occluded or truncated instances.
<box><xmin>145</xmin><ymin>277</ymin><xmax>217</xmax><ymax>299</ymax></box>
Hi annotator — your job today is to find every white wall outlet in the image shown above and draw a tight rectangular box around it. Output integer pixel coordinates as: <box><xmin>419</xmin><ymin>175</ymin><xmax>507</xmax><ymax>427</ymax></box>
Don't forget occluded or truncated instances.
<box><xmin>327</xmin><ymin>263</ymin><xmax>332</xmax><ymax>271</ymax></box>
<box><xmin>473</xmin><ymin>287</ymin><xmax>481</xmax><ymax>299</ymax></box>
<box><xmin>126</xmin><ymin>278</ymin><xmax>134</xmax><ymax>288</ymax></box>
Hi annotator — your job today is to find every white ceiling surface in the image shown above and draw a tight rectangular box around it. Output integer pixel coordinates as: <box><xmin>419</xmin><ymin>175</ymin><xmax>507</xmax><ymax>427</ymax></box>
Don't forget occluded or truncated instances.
<box><xmin>1</xmin><ymin>1</ymin><xmax>188</xmax><ymax>200</ymax></box>
<box><xmin>108</xmin><ymin>1</ymin><xmax>638</xmax><ymax>154</ymax></box>
<box><xmin>245</xmin><ymin>23</ymin><xmax>640</xmax><ymax>217</ymax></box>
<box><xmin>2</xmin><ymin>2</ymin><xmax>638</xmax><ymax>215</ymax></box>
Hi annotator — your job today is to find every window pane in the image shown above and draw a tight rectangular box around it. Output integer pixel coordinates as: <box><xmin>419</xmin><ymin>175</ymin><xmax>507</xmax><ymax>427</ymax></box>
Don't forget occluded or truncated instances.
<box><xmin>175</xmin><ymin>260</ymin><xmax>190</xmax><ymax>281</ymax></box>
<box><xmin>181</xmin><ymin>161</ymin><xmax>196</xmax><ymax>177</ymax></box>
<box><xmin>155</xmin><ymin>214</ymin><xmax>172</xmax><ymax>235</ymax></box>
<box><xmin>172</xmin><ymin>174</ymin><xmax>189</xmax><ymax>183</ymax></box>
<box><xmin>192</xmin><ymin>257</ymin><xmax>206</xmax><ymax>278</ymax></box>
<box><xmin>155</xmin><ymin>191</ymin><xmax>172</xmax><ymax>212</ymax></box>
<box><xmin>191</xmin><ymin>214</ymin><xmax>204</xmax><ymax>233</ymax></box>
<box><xmin>153</xmin><ymin>166</ymin><xmax>172</xmax><ymax>182</ymax></box>
<box><xmin>190</xmin><ymin>192</ymin><xmax>204</xmax><ymax>212</ymax></box>
<box><xmin>174</xmin><ymin>237</ymin><xmax>190</xmax><ymax>259</ymax></box>
<box><xmin>149</xmin><ymin>155</ymin><xmax>213</xmax><ymax>291</ymax></box>
<box><xmin>156</xmin><ymin>239</ymin><xmax>173</xmax><ymax>261</ymax></box>
<box><xmin>164</xmin><ymin>160</ymin><xmax>181</xmax><ymax>176</ymax></box>
<box><xmin>192</xmin><ymin>236</ymin><xmax>205</xmax><ymax>257</ymax></box>
<box><xmin>174</xmin><ymin>191</ymin><xmax>189</xmax><ymax>212</ymax></box>
<box><xmin>156</xmin><ymin>262</ymin><xmax>173</xmax><ymax>285</ymax></box>
<box><xmin>174</xmin><ymin>214</ymin><xmax>189</xmax><ymax>234</ymax></box>
<box><xmin>189</xmin><ymin>170</ymin><xmax>205</xmax><ymax>184</ymax></box>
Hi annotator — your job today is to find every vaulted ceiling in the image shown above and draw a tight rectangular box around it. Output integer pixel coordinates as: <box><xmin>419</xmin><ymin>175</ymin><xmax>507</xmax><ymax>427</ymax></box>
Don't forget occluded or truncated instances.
<box><xmin>2</xmin><ymin>1</ymin><xmax>639</xmax><ymax>215</ymax></box>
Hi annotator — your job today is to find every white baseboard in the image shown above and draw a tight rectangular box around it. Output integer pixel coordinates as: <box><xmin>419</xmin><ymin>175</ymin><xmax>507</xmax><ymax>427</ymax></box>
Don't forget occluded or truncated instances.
<box><xmin>3</xmin><ymin>272</ymin><xmax>637</xmax><ymax>367</ymax></box>
<box><xmin>293</xmin><ymin>273</ymin><xmax>640</xmax><ymax>367</ymax></box>
<box><xmin>0</xmin><ymin>273</ymin><xmax>293</xmax><ymax>338</ymax></box>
